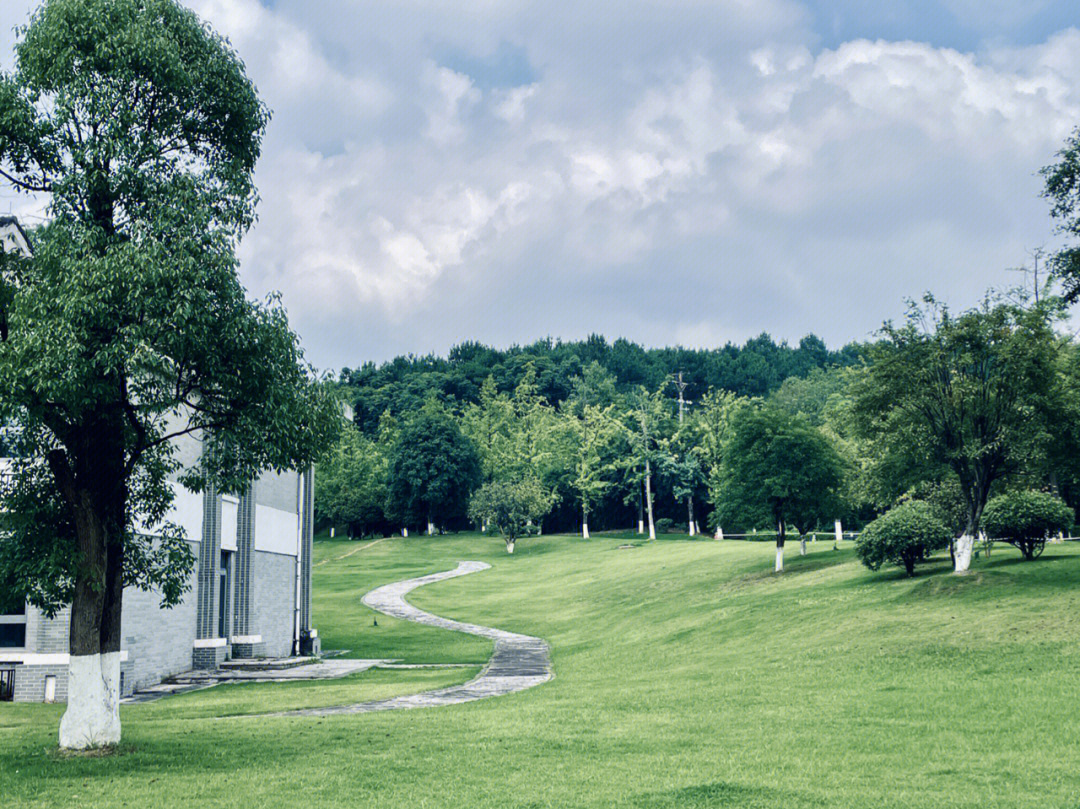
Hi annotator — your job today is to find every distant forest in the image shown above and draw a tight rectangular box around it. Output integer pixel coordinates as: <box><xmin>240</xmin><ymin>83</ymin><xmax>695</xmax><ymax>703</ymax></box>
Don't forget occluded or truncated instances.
<box><xmin>340</xmin><ymin>333</ymin><xmax>868</xmax><ymax>435</ymax></box>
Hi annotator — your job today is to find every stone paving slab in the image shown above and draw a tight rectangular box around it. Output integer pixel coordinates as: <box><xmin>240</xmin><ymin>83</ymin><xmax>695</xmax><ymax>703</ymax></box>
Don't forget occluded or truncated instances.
<box><xmin>262</xmin><ymin>561</ymin><xmax>552</xmax><ymax>717</ymax></box>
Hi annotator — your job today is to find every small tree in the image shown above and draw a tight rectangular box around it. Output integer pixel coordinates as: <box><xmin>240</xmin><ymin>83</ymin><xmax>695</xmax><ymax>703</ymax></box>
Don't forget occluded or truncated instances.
<box><xmin>716</xmin><ymin>407</ymin><xmax>844</xmax><ymax>572</ymax></box>
<box><xmin>981</xmin><ymin>490</ymin><xmax>1072</xmax><ymax>560</ymax></box>
<box><xmin>314</xmin><ymin>424</ymin><xmax>388</xmax><ymax>538</ymax></box>
<box><xmin>386</xmin><ymin>409</ymin><xmax>481</xmax><ymax>534</ymax></box>
<box><xmin>856</xmin><ymin>501</ymin><xmax>951</xmax><ymax>576</ymax></box>
<box><xmin>468</xmin><ymin>478</ymin><xmax>553</xmax><ymax>553</ymax></box>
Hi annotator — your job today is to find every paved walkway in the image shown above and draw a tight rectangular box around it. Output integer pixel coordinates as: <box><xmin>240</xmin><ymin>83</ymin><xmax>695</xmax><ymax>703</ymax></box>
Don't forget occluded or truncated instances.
<box><xmin>264</xmin><ymin>561</ymin><xmax>552</xmax><ymax>717</ymax></box>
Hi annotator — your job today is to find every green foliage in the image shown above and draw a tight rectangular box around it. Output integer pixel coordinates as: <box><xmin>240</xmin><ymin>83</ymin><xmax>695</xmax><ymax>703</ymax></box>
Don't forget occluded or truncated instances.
<box><xmin>386</xmin><ymin>411</ymin><xmax>481</xmax><ymax>528</ymax></box>
<box><xmin>468</xmin><ymin>478</ymin><xmax>554</xmax><ymax>548</ymax></box>
<box><xmin>714</xmin><ymin>407</ymin><xmax>846</xmax><ymax>545</ymax></box>
<box><xmin>981</xmin><ymin>489</ymin><xmax>1072</xmax><ymax>560</ymax></box>
<box><xmin>314</xmin><ymin>424</ymin><xmax>388</xmax><ymax>537</ymax></box>
<box><xmin>852</xmin><ymin>296</ymin><xmax>1064</xmax><ymax>538</ymax></box>
<box><xmin>855</xmin><ymin>501</ymin><xmax>951</xmax><ymax>576</ymax></box>
<box><xmin>343</xmin><ymin>334</ymin><xmax>864</xmax><ymax>435</ymax></box>
<box><xmin>1043</xmin><ymin>129</ymin><xmax>1080</xmax><ymax>302</ymax></box>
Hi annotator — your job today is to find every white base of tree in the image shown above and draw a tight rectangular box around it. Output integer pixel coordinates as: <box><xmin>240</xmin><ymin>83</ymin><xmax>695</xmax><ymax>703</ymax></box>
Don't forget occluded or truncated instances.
<box><xmin>330</xmin><ymin>526</ymin><xmax>335</xmax><ymax>538</ymax></box>
<box><xmin>582</xmin><ymin>522</ymin><xmax>590</xmax><ymax>539</ymax></box>
<box><xmin>688</xmin><ymin>522</ymin><xmax>696</xmax><ymax>536</ymax></box>
<box><xmin>59</xmin><ymin>652</ymin><xmax>121</xmax><ymax>750</ymax></box>
<box><xmin>800</xmin><ymin>537</ymin><xmax>807</xmax><ymax>556</ymax></box>
<box><xmin>954</xmin><ymin>533</ymin><xmax>974</xmax><ymax>573</ymax></box>
<box><xmin>638</xmin><ymin>520</ymin><xmax>644</xmax><ymax>534</ymax></box>
<box><xmin>402</xmin><ymin>527</ymin><xmax>408</xmax><ymax>537</ymax></box>
<box><xmin>834</xmin><ymin>519</ymin><xmax>843</xmax><ymax>544</ymax></box>
<box><xmin>506</xmin><ymin>540</ymin><xmax>515</xmax><ymax>554</ymax></box>
<box><xmin>715</xmin><ymin>526</ymin><xmax>724</xmax><ymax>540</ymax></box>
<box><xmin>775</xmin><ymin>546</ymin><xmax>784</xmax><ymax>572</ymax></box>
<box><xmin>427</xmin><ymin>521</ymin><xmax>435</xmax><ymax>536</ymax></box>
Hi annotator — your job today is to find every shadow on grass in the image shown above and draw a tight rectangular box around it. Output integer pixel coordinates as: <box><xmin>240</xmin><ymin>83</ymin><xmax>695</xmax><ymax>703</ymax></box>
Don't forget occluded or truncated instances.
<box><xmin>627</xmin><ymin>780</ymin><xmax>820</xmax><ymax>808</ymax></box>
<box><xmin>721</xmin><ymin>549</ymin><xmax>851</xmax><ymax>591</ymax></box>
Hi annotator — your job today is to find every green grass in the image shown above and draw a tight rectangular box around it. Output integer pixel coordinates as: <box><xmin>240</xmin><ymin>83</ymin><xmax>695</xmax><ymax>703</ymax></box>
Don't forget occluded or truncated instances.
<box><xmin>3</xmin><ymin>532</ymin><xmax>1080</xmax><ymax>808</ymax></box>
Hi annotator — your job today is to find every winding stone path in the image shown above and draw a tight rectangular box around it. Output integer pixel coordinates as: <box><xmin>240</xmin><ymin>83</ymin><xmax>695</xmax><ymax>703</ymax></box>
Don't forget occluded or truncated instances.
<box><xmin>265</xmin><ymin>561</ymin><xmax>552</xmax><ymax>717</ymax></box>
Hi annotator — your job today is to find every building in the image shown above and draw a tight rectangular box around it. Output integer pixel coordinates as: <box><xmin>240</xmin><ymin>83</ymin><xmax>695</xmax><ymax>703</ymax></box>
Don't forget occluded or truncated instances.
<box><xmin>0</xmin><ymin>217</ymin><xmax>319</xmax><ymax>702</ymax></box>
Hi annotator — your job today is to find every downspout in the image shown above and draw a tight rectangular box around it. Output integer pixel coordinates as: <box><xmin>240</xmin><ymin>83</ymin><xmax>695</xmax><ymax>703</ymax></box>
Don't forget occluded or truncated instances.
<box><xmin>293</xmin><ymin>472</ymin><xmax>302</xmax><ymax>656</ymax></box>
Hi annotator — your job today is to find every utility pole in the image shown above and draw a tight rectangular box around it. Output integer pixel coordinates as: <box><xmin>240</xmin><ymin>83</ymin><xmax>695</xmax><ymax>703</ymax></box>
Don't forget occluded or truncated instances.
<box><xmin>675</xmin><ymin>371</ymin><xmax>688</xmax><ymax>424</ymax></box>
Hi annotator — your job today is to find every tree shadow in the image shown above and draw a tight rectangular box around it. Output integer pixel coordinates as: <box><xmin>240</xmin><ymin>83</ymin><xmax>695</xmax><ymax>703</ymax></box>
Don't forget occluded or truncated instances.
<box><xmin>626</xmin><ymin>780</ymin><xmax>821</xmax><ymax>809</ymax></box>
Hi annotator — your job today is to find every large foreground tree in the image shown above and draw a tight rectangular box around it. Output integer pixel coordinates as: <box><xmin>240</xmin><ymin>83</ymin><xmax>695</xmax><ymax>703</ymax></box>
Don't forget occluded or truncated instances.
<box><xmin>0</xmin><ymin>0</ymin><xmax>341</xmax><ymax>749</ymax></box>
<box><xmin>852</xmin><ymin>297</ymin><xmax>1062</xmax><ymax>573</ymax></box>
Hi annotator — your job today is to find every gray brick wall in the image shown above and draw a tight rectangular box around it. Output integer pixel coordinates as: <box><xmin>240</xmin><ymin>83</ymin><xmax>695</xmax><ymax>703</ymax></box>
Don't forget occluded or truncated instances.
<box><xmin>14</xmin><ymin>664</ymin><xmax>68</xmax><ymax>702</ymax></box>
<box><xmin>121</xmin><ymin>541</ymin><xmax>199</xmax><ymax>691</ymax></box>
<box><xmin>26</xmin><ymin>605</ymin><xmax>70</xmax><ymax>655</ymax></box>
<box><xmin>252</xmin><ymin>550</ymin><xmax>296</xmax><ymax>658</ymax></box>
<box><xmin>255</xmin><ymin>469</ymin><xmax>300</xmax><ymax>512</ymax></box>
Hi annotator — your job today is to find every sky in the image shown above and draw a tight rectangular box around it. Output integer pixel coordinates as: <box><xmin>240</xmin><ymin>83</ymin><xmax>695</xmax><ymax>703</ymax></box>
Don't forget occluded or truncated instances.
<box><xmin>3</xmin><ymin>0</ymin><xmax>1080</xmax><ymax>371</ymax></box>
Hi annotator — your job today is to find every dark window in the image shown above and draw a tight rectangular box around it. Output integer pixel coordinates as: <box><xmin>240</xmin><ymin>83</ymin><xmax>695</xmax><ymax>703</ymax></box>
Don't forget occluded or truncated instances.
<box><xmin>218</xmin><ymin>551</ymin><xmax>231</xmax><ymax>638</ymax></box>
<box><xmin>0</xmin><ymin>623</ymin><xmax>26</xmax><ymax>648</ymax></box>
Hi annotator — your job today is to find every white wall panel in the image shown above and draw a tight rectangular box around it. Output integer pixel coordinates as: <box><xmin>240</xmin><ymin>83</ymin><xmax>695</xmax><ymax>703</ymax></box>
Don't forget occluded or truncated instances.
<box><xmin>255</xmin><ymin>504</ymin><xmax>299</xmax><ymax>557</ymax></box>
<box><xmin>221</xmin><ymin>496</ymin><xmax>238</xmax><ymax>552</ymax></box>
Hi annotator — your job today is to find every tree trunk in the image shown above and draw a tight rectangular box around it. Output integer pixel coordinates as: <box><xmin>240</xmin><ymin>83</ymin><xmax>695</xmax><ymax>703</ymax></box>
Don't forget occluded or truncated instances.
<box><xmin>53</xmin><ymin>440</ymin><xmax>125</xmax><ymax>750</ymax></box>
<box><xmin>582</xmin><ymin>503</ymin><xmax>590</xmax><ymax>539</ymax></box>
<box><xmin>775</xmin><ymin>522</ymin><xmax>785</xmax><ymax>572</ymax></box>
<box><xmin>799</xmin><ymin>535</ymin><xmax>807</xmax><ymax>556</ymax></box>
<box><xmin>954</xmin><ymin>533</ymin><xmax>974</xmax><ymax>573</ymax></box>
<box><xmin>687</xmin><ymin>497</ymin><xmax>695</xmax><ymax>536</ymax></box>
<box><xmin>427</xmin><ymin>517</ymin><xmax>435</xmax><ymax>536</ymax></box>
<box><xmin>715</xmin><ymin>524</ymin><xmax>723</xmax><ymax>540</ymax></box>
<box><xmin>402</xmin><ymin>527</ymin><xmax>408</xmax><ymax>537</ymax></box>
<box><xmin>330</xmin><ymin>526</ymin><xmax>335</xmax><ymax>538</ymax></box>
<box><xmin>645</xmin><ymin>461</ymin><xmax>656</xmax><ymax>540</ymax></box>
<box><xmin>834</xmin><ymin>519</ymin><xmax>842</xmax><ymax>547</ymax></box>
<box><xmin>506</xmin><ymin>539</ymin><xmax>515</xmax><ymax>554</ymax></box>
<box><xmin>637</xmin><ymin>490</ymin><xmax>644</xmax><ymax>535</ymax></box>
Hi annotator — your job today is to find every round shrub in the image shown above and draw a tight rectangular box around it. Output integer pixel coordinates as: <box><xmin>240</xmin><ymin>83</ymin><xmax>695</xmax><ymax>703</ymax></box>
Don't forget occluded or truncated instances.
<box><xmin>981</xmin><ymin>490</ymin><xmax>1072</xmax><ymax>561</ymax></box>
<box><xmin>856</xmin><ymin>501</ymin><xmax>951</xmax><ymax>576</ymax></box>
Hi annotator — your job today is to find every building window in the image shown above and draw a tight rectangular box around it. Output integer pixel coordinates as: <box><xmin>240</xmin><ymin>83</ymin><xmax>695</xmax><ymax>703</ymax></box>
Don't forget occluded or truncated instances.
<box><xmin>0</xmin><ymin>604</ymin><xmax>27</xmax><ymax>649</ymax></box>
<box><xmin>218</xmin><ymin>551</ymin><xmax>232</xmax><ymax>638</ymax></box>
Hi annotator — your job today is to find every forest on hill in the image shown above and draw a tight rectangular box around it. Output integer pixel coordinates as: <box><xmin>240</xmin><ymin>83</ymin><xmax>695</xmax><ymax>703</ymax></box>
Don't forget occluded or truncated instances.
<box><xmin>339</xmin><ymin>333</ymin><xmax>867</xmax><ymax>435</ymax></box>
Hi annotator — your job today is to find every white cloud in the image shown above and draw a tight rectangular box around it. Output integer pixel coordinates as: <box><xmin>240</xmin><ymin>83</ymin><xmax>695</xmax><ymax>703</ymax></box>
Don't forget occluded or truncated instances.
<box><xmin>5</xmin><ymin>1</ymin><xmax>1080</xmax><ymax>364</ymax></box>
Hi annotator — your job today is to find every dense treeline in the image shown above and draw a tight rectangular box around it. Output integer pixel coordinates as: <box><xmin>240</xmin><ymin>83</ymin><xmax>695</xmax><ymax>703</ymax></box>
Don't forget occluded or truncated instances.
<box><xmin>340</xmin><ymin>333</ymin><xmax>867</xmax><ymax>435</ymax></box>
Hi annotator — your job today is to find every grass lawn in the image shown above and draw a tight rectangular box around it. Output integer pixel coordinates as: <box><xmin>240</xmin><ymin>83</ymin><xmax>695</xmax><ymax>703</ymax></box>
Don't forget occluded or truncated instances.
<box><xmin>3</xmin><ymin>532</ymin><xmax>1080</xmax><ymax>807</ymax></box>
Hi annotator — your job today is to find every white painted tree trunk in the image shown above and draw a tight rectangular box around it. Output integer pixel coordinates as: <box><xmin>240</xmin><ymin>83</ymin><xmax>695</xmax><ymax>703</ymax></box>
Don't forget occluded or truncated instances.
<box><xmin>775</xmin><ymin>545</ymin><xmax>784</xmax><ymax>573</ymax></box>
<box><xmin>954</xmin><ymin>533</ymin><xmax>974</xmax><ymax>573</ymax></box>
<box><xmin>506</xmin><ymin>540</ymin><xmax>515</xmax><ymax>554</ymax></box>
<box><xmin>638</xmin><ymin>519</ymin><xmax>644</xmax><ymax>535</ymax></box>
<box><xmin>799</xmin><ymin>536</ymin><xmax>807</xmax><ymax>556</ymax></box>
<box><xmin>427</xmin><ymin>520</ymin><xmax>436</xmax><ymax>536</ymax></box>
<box><xmin>582</xmin><ymin>521</ymin><xmax>590</xmax><ymax>539</ymax></box>
<box><xmin>330</xmin><ymin>526</ymin><xmax>335</xmax><ymax>538</ymax></box>
<box><xmin>59</xmin><ymin>652</ymin><xmax>121</xmax><ymax>750</ymax></box>
<box><xmin>402</xmin><ymin>527</ymin><xmax>408</xmax><ymax>537</ymax></box>
<box><xmin>687</xmin><ymin>499</ymin><xmax>695</xmax><ymax>536</ymax></box>
<box><xmin>645</xmin><ymin>462</ymin><xmax>656</xmax><ymax>540</ymax></box>
<box><xmin>715</xmin><ymin>525</ymin><xmax>724</xmax><ymax>540</ymax></box>
<box><xmin>834</xmin><ymin>519</ymin><xmax>842</xmax><ymax>545</ymax></box>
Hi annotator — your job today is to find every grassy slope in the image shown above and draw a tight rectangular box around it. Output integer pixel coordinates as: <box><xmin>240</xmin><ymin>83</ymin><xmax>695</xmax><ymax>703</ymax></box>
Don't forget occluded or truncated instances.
<box><xmin>3</xmin><ymin>533</ymin><xmax>1080</xmax><ymax>808</ymax></box>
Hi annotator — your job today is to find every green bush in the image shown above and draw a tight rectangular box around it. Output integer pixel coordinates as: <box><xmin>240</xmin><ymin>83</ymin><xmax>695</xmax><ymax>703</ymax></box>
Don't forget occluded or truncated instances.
<box><xmin>655</xmin><ymin>518</ymin><xmax>675</xmax><ymax>534</ymax></box>
<box><xmin>856</xmin><ymin>501</ymin><xmax>951</xmax><ymax>576</ymax></box>
<box><xmin>981</xmin><ymin>490</ymin><xmax>1072</xmax><ymax>561</ymax></box>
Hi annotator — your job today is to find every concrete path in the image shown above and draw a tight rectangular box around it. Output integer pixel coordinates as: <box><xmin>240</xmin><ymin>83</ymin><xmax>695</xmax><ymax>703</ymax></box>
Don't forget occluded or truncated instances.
<box><xmin>265</xmin><ymin>561</ymin><xmax>552</xmax><ymax>717</ymax></box>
